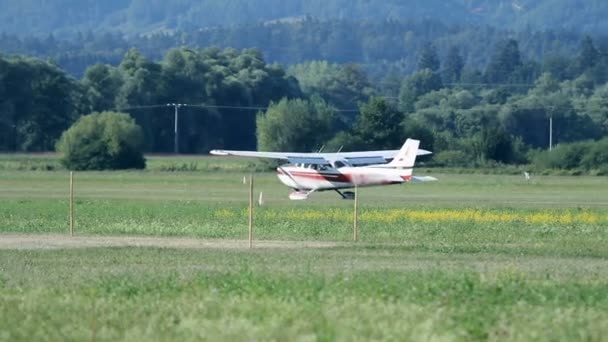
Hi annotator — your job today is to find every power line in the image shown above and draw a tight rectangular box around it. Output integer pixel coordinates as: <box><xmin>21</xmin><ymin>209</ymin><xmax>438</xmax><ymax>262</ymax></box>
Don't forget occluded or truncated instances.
<box><xmin>373</xmin><ymin>79</ymin><xmax>535</xmax><ymax>88</ymax></box>
<box><xmin>116</xmin><ymin>103</ymin><xmax>360</xmax><ymax>113</ymax></box>
<box><xmin>115</xmin><ymin>104</ymin><xmax>167</xmax><ymax>110</ymax></box>
<box><xmin>115</xmin><ymin>101</ymin><xmax>360</xmax><ymax>155</ymax></box>
<box><xmin>115</xmin><ymin>81</ymin><xmax>535</xmax><ymax>114</ymax></box>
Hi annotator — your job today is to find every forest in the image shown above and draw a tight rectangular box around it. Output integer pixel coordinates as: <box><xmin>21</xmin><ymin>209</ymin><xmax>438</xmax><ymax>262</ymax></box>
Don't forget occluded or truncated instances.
<box><xmin>2</xmin><ymin>34</ymin><xmax>608</xmax><ymax>171</ymax></box>
<box><xmin>2</xmin><ymin>0</ymin><xmax>608</xmax><ymax>37</ymax></box>
<box><xmin>2</xmin><ymin>1</ymin><xmax>608</xmax><ymax>172</ymax></box>
<box><xmin>1</xmin><ymin>18</ymin><xmax>605</xmax><ymax>78</ymax></box>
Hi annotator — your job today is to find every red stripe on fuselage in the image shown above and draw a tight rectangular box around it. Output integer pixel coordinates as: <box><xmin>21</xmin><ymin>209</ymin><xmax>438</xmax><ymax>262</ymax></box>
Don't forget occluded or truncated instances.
<box><xmin>279</xmin><ymin>170</ymin><xmax>352</xmax><ymax>183</ymax></box>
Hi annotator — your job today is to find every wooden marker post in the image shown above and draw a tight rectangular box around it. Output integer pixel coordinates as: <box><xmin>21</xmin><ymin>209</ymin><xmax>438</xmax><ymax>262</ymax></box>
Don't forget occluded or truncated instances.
<box><xmin>248</xmin><ymin>174</ymin><xmax>254</xmax><ymax>249</ymax></box>
<box><xmin>353</xmin><ymin>184</ymin><xmax>358</xmax><ymax>242</ymax></box>
<box><xmin>69</xmin><ymin>171</ymin><xmax>74</xmax><ymax>236</ymax></box>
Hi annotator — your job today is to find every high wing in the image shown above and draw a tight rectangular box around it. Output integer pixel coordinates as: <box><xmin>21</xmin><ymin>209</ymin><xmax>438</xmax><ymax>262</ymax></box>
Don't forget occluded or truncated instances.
<box><xmin>210</xmin><ymin>147</ymin><xmax>432</xmax><ymax>166</ymax></box>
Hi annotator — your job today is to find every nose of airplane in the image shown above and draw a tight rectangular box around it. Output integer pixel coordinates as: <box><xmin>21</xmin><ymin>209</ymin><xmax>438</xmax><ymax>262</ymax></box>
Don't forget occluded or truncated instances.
<box><xmin>276</xmin><ymin>167</ymin><xmax>296</xmax><ymax>188</ymax></box>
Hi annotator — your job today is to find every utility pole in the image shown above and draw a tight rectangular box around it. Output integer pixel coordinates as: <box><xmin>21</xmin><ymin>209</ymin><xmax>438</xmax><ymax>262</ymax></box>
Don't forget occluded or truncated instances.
<box><xmin>549</xmin><ymin>115</ymin><xmax>553</xmax><ymax>151</ymax></box>
<box><xmin>548</xmin><ymin>106</ymin><xmax>555</xmax><ymax>151</ymax></box>
<box><xmin>167</xmin><ymin>103</ymin><xmax>186</xmax><ymax>154</ymax></box>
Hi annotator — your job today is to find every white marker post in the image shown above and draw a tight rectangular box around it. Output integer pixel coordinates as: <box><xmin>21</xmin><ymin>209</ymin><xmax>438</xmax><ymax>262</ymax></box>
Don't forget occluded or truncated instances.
<box><xmin>248</xmin><ymin>174</ymin><xmax>254</xmax><ymax>249</ymax></box>
<box><xmin>69</xmin><ymin>171</ymin><xmax>74</xmax><ymax>236</ymax></box>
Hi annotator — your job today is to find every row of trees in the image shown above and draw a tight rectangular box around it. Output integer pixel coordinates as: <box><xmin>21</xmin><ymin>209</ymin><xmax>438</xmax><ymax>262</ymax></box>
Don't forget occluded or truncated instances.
<box><xmin>2</xmin><ymin>35</ymin><xmax>608</xmax><ymax>172</ymax></box>
<box><xmin>257</xmin><ymin>37</ymin><xmax>608</xmax><ymax>169</ymax></box>
<box><xmin>394</xmin><ymin>38</ymin><xmax>608</xmax><ymax>153</ymax></box>
<box><xmin>0</xmin><ymin>48</ymin><xmax>300</xmax><ymax>152</ymax></box>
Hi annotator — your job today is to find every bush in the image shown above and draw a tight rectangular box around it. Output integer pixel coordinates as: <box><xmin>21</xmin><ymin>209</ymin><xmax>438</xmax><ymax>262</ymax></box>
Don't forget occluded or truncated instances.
<box><xmin>581</xmin><ymin>139</ymin><xmax>608</xmax><ymax>169</ymax></box>
<box><xmin>431</xmin><ymin>150</ymin><xmax>471</xmax><ymax>167</ymax></box>
<box><xmin>531</xmin><ymin>138</ymin><xmax>608</xmax><ymax>173</ymax></box>
<box><xmin>56</xmin><ymin>111</ymin><xmax>146</xmax><ymax>170</ymax></box>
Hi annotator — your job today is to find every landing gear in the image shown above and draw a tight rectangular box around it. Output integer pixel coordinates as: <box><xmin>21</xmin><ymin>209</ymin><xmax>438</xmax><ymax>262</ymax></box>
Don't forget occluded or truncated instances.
<box><xmin>289</xmin><ymin>189</ymin><xmax>315</xmax><ymax>200</ymax></box>
<box><xmin>335</xmin><ymin>189</ymin><xmax>355</xmax><ymax>200</ymax></box>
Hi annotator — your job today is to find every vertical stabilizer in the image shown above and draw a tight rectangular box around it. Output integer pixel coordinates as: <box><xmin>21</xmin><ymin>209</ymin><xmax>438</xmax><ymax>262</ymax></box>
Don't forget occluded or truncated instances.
<box><xmin>387</xmin><ymin>139</ymin><xmax>420</xmax><ymax>168</ymax></box>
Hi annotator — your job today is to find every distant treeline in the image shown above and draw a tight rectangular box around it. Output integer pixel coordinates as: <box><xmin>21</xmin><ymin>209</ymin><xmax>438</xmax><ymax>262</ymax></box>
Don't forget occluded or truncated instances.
<box><xmin>2</xmin><ymin>0</ymin><xmax>608</xmax><ymax>37</ymax></box>
<box><xmin>0</xmin><ymin>19</ymin><xmax>602</xmax><ymax>78</ymax></box>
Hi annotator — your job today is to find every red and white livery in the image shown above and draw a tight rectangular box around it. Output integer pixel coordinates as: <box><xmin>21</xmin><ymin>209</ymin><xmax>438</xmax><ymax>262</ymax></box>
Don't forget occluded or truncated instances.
<box><xmin>211</xmin><ymin>139</ymin><xmax>436</xmax><ymax>200</ymax></box>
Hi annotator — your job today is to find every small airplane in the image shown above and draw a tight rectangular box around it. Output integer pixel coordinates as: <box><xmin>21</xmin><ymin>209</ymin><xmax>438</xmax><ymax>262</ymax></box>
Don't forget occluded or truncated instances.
<box><xmin>210</xmin><ymin>139</ymin><xmax>437</xmax><ymax>200</ymax></box>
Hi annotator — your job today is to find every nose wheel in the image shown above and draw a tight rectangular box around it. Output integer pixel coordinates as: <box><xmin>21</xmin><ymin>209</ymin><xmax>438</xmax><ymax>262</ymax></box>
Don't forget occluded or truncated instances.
<box><xmin>289</xmin><ymin>189</ymin><xmax>316</xmax><ymax>200</ymax></box>
<box><xmin>335</xmin><ymin>189</ymin><xmax>355</xmax><ymax>200</ymax></box>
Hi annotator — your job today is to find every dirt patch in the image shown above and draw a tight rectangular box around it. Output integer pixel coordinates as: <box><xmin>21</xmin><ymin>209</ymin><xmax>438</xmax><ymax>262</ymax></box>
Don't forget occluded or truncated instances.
<box><xmin>0</xmin><ymin>234</ymin><xmax>339</xmax><ymax>250</ymax></box>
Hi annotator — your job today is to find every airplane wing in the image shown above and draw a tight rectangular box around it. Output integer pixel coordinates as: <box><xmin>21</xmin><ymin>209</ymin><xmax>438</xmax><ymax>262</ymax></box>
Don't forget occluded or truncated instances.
<box><xmin>209</xmin><ymin>150</ymin><xmax>297</xmax><ymax>159</ymax></box>
<box><xmin>210</xmin><ymin>147</ymin><xmax>432</xmax><ymax>165</ymax></box>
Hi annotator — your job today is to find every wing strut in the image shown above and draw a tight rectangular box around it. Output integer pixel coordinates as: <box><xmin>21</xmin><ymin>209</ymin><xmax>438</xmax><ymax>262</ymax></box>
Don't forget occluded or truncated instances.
<box><xmin>278</xmin><ymin>166</ymin><xmax>304</xmax><ymax>190</ymax></box>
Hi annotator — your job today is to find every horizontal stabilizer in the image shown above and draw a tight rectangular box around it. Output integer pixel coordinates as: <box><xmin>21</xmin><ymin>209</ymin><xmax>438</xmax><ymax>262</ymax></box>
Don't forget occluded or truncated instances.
<box><xmin>412</xmin><ymin>176</ymin><xmax>438</xmax><ymax>182</ymax></box>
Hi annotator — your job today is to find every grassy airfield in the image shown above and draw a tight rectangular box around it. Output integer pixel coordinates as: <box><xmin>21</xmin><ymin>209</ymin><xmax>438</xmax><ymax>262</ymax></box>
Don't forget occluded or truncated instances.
<box><xmin>1</xmin><ymin>162</ymin><xmax>608</xmax><ymax>340</ymax></box>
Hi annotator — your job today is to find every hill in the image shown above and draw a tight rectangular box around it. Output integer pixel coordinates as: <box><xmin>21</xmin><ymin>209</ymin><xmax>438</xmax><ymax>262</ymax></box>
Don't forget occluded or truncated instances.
<box><xmin>1</xmin><ymin>0</ymin><xmax>608</xmax><ymax>37</ymax></box>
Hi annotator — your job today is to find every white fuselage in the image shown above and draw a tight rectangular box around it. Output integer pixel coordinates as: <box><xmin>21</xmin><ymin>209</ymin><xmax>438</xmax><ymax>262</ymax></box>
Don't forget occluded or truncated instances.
<box><xmin>276</xmin><ymin>164</ymin><xmax>412</xmax><ymax>191</ymax></box>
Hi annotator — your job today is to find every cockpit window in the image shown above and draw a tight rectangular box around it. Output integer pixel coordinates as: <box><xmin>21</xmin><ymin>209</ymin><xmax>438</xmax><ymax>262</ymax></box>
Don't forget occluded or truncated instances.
<box><xmin>333</xmin><ymin>161</ymin><xmax>346</xmax><ymax>168</ymax></box>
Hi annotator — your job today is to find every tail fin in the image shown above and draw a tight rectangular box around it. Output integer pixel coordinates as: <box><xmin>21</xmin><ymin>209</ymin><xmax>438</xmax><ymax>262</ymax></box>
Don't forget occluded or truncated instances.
<box><xmin>387</xmin><ymin>139</ymin><xmax>420</xmax><ymax>168</ymax></box>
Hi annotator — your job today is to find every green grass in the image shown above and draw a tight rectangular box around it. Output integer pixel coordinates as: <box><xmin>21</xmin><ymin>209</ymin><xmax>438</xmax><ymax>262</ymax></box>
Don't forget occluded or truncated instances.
<box><xmin>1</xmin><ymin>248</ymin><xmax>608</xmax><ymax>341</ymax></box>
<box><xmin>0</xmin><ymin>153</ymin><xmax>262</xmax><ymax>172</ymax></box>
<box><xmin>1</xmin><ymin>169</ymin><xmax>608</xmax><ymax>206</ymax></box>
<box><xmin>0</xmin><ymin>153</ymin><xmax>62</xmax><ymax>171</ymax></box>
<box><xmin>1</xmin><ymin>198</ymin><xmax>608</xmax><ymax>258</ymax></box>
<box><xmin>1</xmin><ymin>170</ymin><xmax>608</xmax><ymax>256</ymax></box>
<box><xmin>1</xmin><ymin>170</ymin><xmax>608</xmax><ymax>340</ymax></box>
<box><xmin>1</xmin><ymin>152</ymin><xmax>606</xmax><ymax>175</ymax></box>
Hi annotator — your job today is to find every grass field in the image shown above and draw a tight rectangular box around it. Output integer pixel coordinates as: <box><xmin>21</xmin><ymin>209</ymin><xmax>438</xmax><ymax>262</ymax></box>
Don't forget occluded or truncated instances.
<box><xmin>1</xmin><ymin>166</ymin><xmax>608</xmax><ymax>340</ymax></box>
<box><xmin>0</xmin><ymin>153</ymin><xmax>262</xmax><ymax>172</ymax></box>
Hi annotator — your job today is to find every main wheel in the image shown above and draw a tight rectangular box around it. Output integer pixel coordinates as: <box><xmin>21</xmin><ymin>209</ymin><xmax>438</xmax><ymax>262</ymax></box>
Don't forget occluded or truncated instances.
<box><xmin>342</xmin><ymin>191</ymin><xmax>355</xmax><ymax>200</ymax></box>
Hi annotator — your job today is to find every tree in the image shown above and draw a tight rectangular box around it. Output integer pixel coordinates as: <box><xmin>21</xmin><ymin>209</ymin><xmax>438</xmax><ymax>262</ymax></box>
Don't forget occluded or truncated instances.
<box><xmin>399</xmin><ymin>69</ymin><xmax>443</xmax><ymax>113</ymax></box>
<box><xmin>575</xmin><ymin>35</ymin><xmax>599</xmax><ymax>74</ymax></box>
<box><xmin>402</xmin><ymin>119</ymin><xmax>435</xmax><ymax>152</ymax></box>
<box><xmin>0</xmin><ymin>57</ymin><xmax>13</xmax><ymax>151</ymax></box>
<box><xmin>256</xmin><ymin>97</ymin><xmax>338</xmax><ymax>152</ymax></box>
<box><xmin>288</xmin><ymin>61</ymin><xmax>373</xmax><ymax>124</ymax></box>
<box><xmin>484</xmin><ymin>39</ymin><xmax>523</xmax><ymax>84</ymax></box>
<box><xmin>3</xmin><ymin>57</ymin><xmax>81</xmax><ymax>151</ymax></box>
<box><xmin>82</xmin><ymin>64</ymin><xmax>124</xmax><ymax>112</ymax></box>
<box><xmin>477</xmin><ymin>127</ymin><xmax>514</xmax><ymax>163</ymax></box>
<box><xmin>56</xmin><ymin>111</ymin><xmax>146</xmax><ymax>170</ymax></box>
<box><xmin>586</xmin><ymin>84</ymin><xmax>608</xmax><ymax>133</ymax></box>
<box><xmin>530</xmin><ymin>73</ymin><xmax>560</xmax><ymax>96</ymax></box>
<box><xmin>542</xmin><ymin>55</ymin><xmax>572</xmax><ymax>81</ymax></box>
<box><xmin>418</xmin><ymin>43</ymin><xmax>440</xmax><ymax>72</ymax></box>
<box><xmin>115</xmin><ymin>49</ymin><xmax>166</xmax><ymax>151</ymax></box>
<box><xmin>352</xmin><ymin>97</ymin><xmax>403</xmax><ymax>149</ymax></box>
<box><xmin>443</xmin><ymin>46</ymin><xmax>464</xmax><ymax>84</ymax></box>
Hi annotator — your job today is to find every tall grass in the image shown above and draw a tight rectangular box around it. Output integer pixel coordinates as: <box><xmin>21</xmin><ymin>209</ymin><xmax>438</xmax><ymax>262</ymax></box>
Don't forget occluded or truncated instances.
<box><xmin>0</xmin><ymin>153</ymin><xmax>262</xmax><ymax>172</ymax></box>
<box><xmin>2</xmin><ymin>199</ymin><xmax>607</xmax><ymax>258</ymax></box>
<box><xmin>1</xmin><ymin>248</ymin><xmax>607</xmax><ymax>341</ymax></box>
<box><xmin>2</xmin><ymin>170</ymin><xmax>608</xmax><ymax>340</ymax></box>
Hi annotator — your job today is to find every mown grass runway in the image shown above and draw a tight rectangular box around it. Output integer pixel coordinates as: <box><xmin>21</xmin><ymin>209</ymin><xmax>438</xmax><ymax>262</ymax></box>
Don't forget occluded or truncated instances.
<box><xmin>1</xmin><ymin>167</ymin><xmax>608</xmax><ymax>340</ymax></box>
